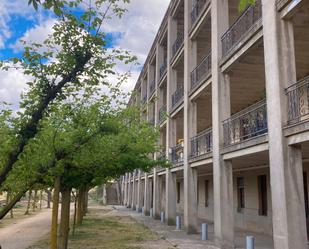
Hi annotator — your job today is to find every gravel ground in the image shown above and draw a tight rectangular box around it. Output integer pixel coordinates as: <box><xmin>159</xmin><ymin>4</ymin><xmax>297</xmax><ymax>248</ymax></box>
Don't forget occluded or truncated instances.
<box><xmin>0</xmin><ymin>209</ymin><xmax>52</xmax><ymax>249</ymax></box>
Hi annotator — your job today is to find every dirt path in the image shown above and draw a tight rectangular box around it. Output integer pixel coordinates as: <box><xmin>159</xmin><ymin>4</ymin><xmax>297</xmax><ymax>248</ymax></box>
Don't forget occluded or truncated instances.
<box><xmin>0</xmin><ymin>209</ymin><xmax>52</xmax><ymax>249</ymax></box>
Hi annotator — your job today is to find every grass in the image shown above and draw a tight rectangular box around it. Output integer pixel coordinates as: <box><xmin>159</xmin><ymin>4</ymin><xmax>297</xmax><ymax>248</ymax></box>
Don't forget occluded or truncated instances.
<box><xmin>27</xmin><ymin>206</ymin><xmax>167</xmax><ymax>249</ymax></box>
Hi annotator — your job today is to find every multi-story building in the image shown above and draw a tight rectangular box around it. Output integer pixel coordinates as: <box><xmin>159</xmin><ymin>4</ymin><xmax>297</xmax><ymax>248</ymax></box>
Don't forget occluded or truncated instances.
<box><xmin>120</xmin><ymin>0</ymin><xmax>309</xmax><ymax>248</ymax></box>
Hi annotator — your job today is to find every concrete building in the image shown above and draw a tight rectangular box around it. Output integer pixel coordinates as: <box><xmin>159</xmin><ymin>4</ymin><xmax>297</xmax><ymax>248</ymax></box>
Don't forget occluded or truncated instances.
<box><xmin>120</xmin><ymin>0</ymin><xmax>309</xmax><ymax>248</ymax></box>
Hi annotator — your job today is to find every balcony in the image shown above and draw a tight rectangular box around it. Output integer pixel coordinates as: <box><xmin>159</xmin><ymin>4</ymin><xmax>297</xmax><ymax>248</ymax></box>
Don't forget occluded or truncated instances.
<box><xmin>158</xmin><ymin>150</ymin><xmax>166</xmax><ymax>161</ymax></box>
<box><xmin>190</xmin><ymin>53</ymin><xmax>211</xmax><ymax>91</ymax></box>
<box><xmin>142</xmin><ymin>94</ymin><xmax>147</xmax><ymax>104</ymax></box>
<box><xmin>170</xmin><ymin>143</ymin><xmax>184</xmax><ymax>164</ymax></box>
<box><xmin>190</xmin><ymin>0</ymin><xmax>209</xmax><ymax>28</ymax></box>
<box><xmin>221</xmin><ymin>0</ymin><xmax>262</xmax><ymax>58</ymax></box>
<box><xmin>159</xmin><ymin>105</ymin><xmax>167</xmax><ymax>124</ymax></box>
<box><xmin>171</xmin><ymin>86</ymin><xmax>184</xmax><ymax>110</ymax></box>
<box><xmin>149</xmin><ymin>117</ymin><xmax>155</xmax><ymax>126</ymax></box>
<box><xmin>190</xmin><ymin>128</ymin><xmax>212</xmax><ymax>158</ymax></box>
<box><xmin>276</xmin><ymin>0</ymin><xmax>292</xmax><ymax>11</ymax></box>
<box><xmin>223</xmin><ymin>100</ymin><xmax>267</xmax><ymax>146</ymax></box>
<box><xmin>149</xmin><ymin>79</ymin><xmax>156</xmax><ymax>98</ymax></box>
<box><xmin>285</xmin><ymin>76</ymin><xmax>309</xmax><ymax>125</ymax></box>
<box><xmin>171</xmin><ymin>33</ymin><xmax>184</xmax><ymax>60</ymax></box>
<box><xmin>159</xmin><ymin>59</ymin><xmax>167</xmax><ymax>79</ymax></box>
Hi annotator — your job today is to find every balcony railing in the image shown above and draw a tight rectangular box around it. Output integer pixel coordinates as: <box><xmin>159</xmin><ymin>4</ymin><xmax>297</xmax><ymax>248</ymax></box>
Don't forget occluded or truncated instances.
<box><xmin>276</xmin><ymin>0</ymin><xmax>292</xmax><ymax>11</ymax></box>
<box><xmin>159</xmin><ymin>105</ymin><xmax>167</xmax><ymax>124</ymax></box>
<box><xmin>285</xmin><ymin>76</ymin><xmax>309</xmax><ymax>125</ymax></box>
<box><xmin>159</xmin><ymin>59</ymin><xmax>167</xmax><ymax>79</ymax></box>
<box><xmin>221</xmin><ymin>0</ymin><xmax>262</xmax><ymax>57</ymax></box>
<box><xmin>149</xmin><ymin>79</ymin><xmax>156</xmax><ymax>97</ymax></box>
<box><xmin>172</xmin><ymin>33</ymin><xmax>184</xmax><ymax>59</ymax></box>
<box><xmin>149</xmin><ymin>117</ymin><xmax>155</xmax><ymax>126</ymax></box>
<box><xmin>158</xmin><ymin>150</ymin><xmax>166</xmax><ymax>161</ymax></box>
<box><xmin>170</xmin><ymin>144</ymin><xmax>184</xmax><ymax>164</ymax></box>
<box><xmin>223</xmin><ymin>100</ymin><xmax>267</xmax><ymax>146</ymax></box>
<box><xmin>190</xmin><ymin>53</ymin><xmax>211</xmax><ymax>91</ymax></box>
<box><xmin>142</xmin><ymin>94</ymin><xmax>147</xmax><ymax>104</ymax></box>
<box><xmin>190</xmin><ymin>128</ymin><xmax>212</xmax><ymax>158</ymax></box>
<box><xmin>171</xmin><ymin>86</ymin><xmax>184</xmax><ymax>109</ymax></box>
<box><xmin>191</xmin><ymin>0</ymin><xmax>208</xmax><ymax>28</ymax></box>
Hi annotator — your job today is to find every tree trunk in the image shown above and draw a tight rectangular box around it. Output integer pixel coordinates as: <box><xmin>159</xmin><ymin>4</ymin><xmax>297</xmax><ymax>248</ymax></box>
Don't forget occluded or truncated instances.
<box><xmin>76</xmin><ymin>186</ymin><xmax>85</xmax><ymax>225</ymax></box>
<box><xmin>83</xmin><ymin>187</ymin><xmax>89</xmax><ymax>215</ymax></box>
<box><xmin>0</xmin><ymin>187</ymin><xmax>31</xmax><ymax>220</ymax></box>
<box><xmin>46</xmin><ymin>189</ymin><xmax>52</xmax><ymax>209</ymax></box>
<box><xmin>32</xmin><ymin>190</ymin><xmax>38</xmax><ymax>212</ymax></box>
<box><xmin>59</xmin><ymin>187</ymin><xmax>72</xmax><ymax>249</ymax></box>
<box><xmin>39</xmin><ymin>190</ymin><xmax>43</xmax><ymax>210</ymax></box>
<box><xmin>50</xmin><ymin>176</ymin><xmax>61</xmax><ymax>249</ymax></box>
<box><xmin>24</xmin><ymin>190</ymin><xmax>32</xmax><ymax>215</ymax></box>
<box><xmin>72</xmin><ymin>191</ymin><xmax>77</xmax><ymax>236</ymax></box>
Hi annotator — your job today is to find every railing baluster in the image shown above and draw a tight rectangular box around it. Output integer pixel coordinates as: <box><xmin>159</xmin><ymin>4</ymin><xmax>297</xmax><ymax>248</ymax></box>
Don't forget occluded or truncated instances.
<box><xmin>285</xmin><ymin>76</ymin><xmax>309</xmax><ymax>125</ymax></box>
<box><xmin>221</xmin><ymin>0</ymin><xmax>262</xmax><ymax>57</ymax></box>
<box><xmin>223</xmin><ymin>100</ymin><xmax>268</xmax><ymax>146</ymax></box>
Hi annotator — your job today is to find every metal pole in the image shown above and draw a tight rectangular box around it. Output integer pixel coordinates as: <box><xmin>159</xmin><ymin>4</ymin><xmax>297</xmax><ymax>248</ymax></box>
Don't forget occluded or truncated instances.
<box><xmin>176</xmin><ymin>216</ymin><xmax>181</xmax><ymax>230</ymax></box>
<box><xmin>160</xmin><ymin>211</ymin><xmax>165</xmax><ymax>223</ymax></box>
<box><xmin>246</xmin><ymin>236</ymin><xmax>255</xmax><ymax>249</ymax></box>
<box><xmin>201</xmin><ymin>223</ymin><xmax>208</xmax><ymax>241</ymax></box>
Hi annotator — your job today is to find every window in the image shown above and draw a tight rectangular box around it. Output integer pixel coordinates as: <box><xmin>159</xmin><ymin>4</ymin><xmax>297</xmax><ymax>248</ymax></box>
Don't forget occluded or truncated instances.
<box><xmin>177</xmin><ymin>182</ymin><xmax>181</xmax><ymax>203</ymax></box>
<box><xmin>205</xmin><ymin>180</ymin><xmax>209</xmax><ymax>207</ymax></box>
<box><xmin>237</xmin><ymin>177</ymin><xmax>245</xmax><ymax>212</ymax></box>
<box><xmin>258</xmin><ymin>175</ymin><xmax>267</xmax><ymax>216</ymax></box>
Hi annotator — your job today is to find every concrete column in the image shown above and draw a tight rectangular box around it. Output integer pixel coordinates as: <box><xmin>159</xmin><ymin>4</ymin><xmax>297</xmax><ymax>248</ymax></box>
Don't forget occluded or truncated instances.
<box><xmin>165</xmin><ymin>170</ymin><xmax>177</xmax><ymax>225</ymax></box>
<box><xmin>153</xmin><ymin>169</ymin><xmax>161</xmax><ymax>219</ymax></box>
<box><xmin>262</xmin><ymin>1</ymin><xmax>307</xmax><ymax>248</ymax></box>
<box><xmin>144</xmin><ymin>173</ymin><xmax>151</xmax><ymax>215</ymax></box>
<box><xmin>127</xmin><ymin>173</ymin><xmax>132</xmax><ymax>208</ymax></box>
<box><xmin>131</xmin><ymin>173</ymin><xmax>136</xmax><ymax>210</ymax></box>
<box><xmin>183</xmin><ymin>0</ymin><xmax>199</xmax><ymax>234</ymax></box>
<box><xmin>124</xmin><ymin>173</ymin><xmax>128</xmax><ymax>206</ymax></box>
<box><xmin>137</xmin><ymin>170</ymin><xmax>143</xmax><ymax>212</ymax></box>
<box><xmin>211</xmin><ymin>0</ymin><xmax>234</xmax><ymax>247</ymax></box>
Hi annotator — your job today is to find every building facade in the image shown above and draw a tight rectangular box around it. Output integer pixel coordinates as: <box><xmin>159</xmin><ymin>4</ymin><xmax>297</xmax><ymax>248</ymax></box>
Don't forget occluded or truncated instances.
<box><xmin>120</xmin><ymin>0</ymin><xmax>309</xmax><ymax>248</ymax></box>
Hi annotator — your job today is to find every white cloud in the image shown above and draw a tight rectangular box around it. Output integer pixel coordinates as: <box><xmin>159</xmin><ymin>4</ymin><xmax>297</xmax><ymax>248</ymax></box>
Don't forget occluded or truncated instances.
<box><xmin>0</xmin><ymin>0</ymin><xmax>170</xmax><ymax>110</ymax></box>
<box><xmin>104</xmin><ymin>0</ymin><xmax>170</xmax><ymax>91</ymax></box>
<box><xmin>0</xmin><ymin>0</ymin><xmax>37</xmax><ymax>49</ymax></box>
<box><xmin>10</xmin><ymin>18</ymin><xmax>56</xmax><ymax>53</ymax></box>
<box><xmin>0</xmin><ymin>67</ymin><xmax>31</xmax><ymax>111</ymax></box>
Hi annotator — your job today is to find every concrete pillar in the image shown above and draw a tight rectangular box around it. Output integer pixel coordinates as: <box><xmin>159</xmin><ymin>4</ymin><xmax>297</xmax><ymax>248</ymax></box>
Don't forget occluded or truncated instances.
<box><xmin>137</xmin><ymin>170</ymin><xmax>143</xmax><ymax>212</ymax></box>
<box><xmin>262</xmin><ymin>1</ymin><xmax>307</xmax><ymax>248</ymax></box>
<box><xmin>124</xmin><ymin>174</ymin><xmax>128</xmax><ymax>205</ymax></box>
<box><xmin>210</xmin><ymin>0</ymin><xmax>234</xmax><ymax>247</ymax></box>
<box><xmin>183</xmin><ymin>0</ymin><xmax>198</xmax><ymax>234</ymax></box>
<box><xmin>131</xmin><ymin>173</ymin><xmax>136</xmax><ymax>210</ymax></box>
<box><xmin>165</xmin><ymin>170</ymin><xmax>177</xmax><ymax>225</ymax></box>
<box><xmin>144</xmin><ymin>173</ymin><xmax>151</xmax><ymax>216</ymax></box>
<box><xmin>127</xmin><ymin>173</ymin><xmax>132</xmax><ymax>208</ymax></box>
<box><xmin>153</xmin><ymin>169</ymin><xmax>161</xmax><ymax>219</ymax></box>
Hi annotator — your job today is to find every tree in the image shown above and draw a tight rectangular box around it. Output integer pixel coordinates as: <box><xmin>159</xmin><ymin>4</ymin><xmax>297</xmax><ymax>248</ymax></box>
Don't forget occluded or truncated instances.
<box><xmin>0</xmin><ymin>0</ymin><xmax>135</xmax><ymax>188</ymax></box>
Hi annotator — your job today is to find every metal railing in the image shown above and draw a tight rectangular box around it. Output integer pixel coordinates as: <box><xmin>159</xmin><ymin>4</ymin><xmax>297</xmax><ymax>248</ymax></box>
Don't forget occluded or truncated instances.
<box><xmin>149</xmin><ymin>117</ymin><xmax>155</xmax><ymax>126</ymax></box>
<box><xmin>190</xmin><ymin>128</ymin><xmax>212</xmax><ymax>158</ymax></box>
<box><xmin>223</xmin><ymin>100</ymin><xmax>267</xmax><ymax>146</ymax></box>
<box><xmin>191</xmin><ymin>0</ymin><xmax>208</xmax><ymax>28</ymax></box>
<box><xmin>285</xmin><ymin>76</ymin><xmax>309</xmax><ymax>125</ymax></box>
<box><xmin>190</xmin><ymin>53</ymin><xmax>211</xmax><ymax>91</ymax></box>
<box><xmin>160</xmin><ymin>59</ymin><xmax>167</xmax><ymax>79</ymax></box>
<box><xmin>159</xmin><ymin>105</ymin><xmax>167</xmax><ymax>124</ymax></box>
<box><xmin>172</xmin><ymin>33</ymin><xmax>184</xmax><ymax>59</ymax></box>
<box><xmin>171</xmin><ymin>86</ymin><xmax>184</xmax><ymax>109</ymax></box>
<box><xmin>142</xmin><ymin>94</ymin><xmax>147</xmax><ymax>104</ymax></box>
<box><xmin>149</xmin><ymin>79</ymin><xmax>156</xmax><ymax>97</ymax></box>
<box><xmin>170</xmin><ymin>144</ymin><xmax>184</xmax><ymax>164</ymax></box>
<box><xmin>158</xmin><ymin>150</ymin><xmax>166</xmax><ymax>161</ymax></box>
<box><xmin>221</xmin><ymin>0</ymin><xmax>262</xmax><ymax>57</ymax></box>
<box><xmin>276</xmin><ymin>0</ymin><xmax>292</xmax><ymax>11</ymax></box>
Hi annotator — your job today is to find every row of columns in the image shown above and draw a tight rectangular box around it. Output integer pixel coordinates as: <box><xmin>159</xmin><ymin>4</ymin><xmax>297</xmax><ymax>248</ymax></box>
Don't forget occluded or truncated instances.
<box><xmin>122</xmin><ymin>0</ymin><xmax>307</xmax><ymax>249</ymax></box>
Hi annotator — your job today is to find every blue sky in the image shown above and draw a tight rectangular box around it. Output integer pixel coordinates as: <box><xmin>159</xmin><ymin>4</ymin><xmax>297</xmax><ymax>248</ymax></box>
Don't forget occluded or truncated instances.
<box><xmin>0</xmin><ymin>0</ymin><xmax>169</xmax><ymax>110</ymax></box>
